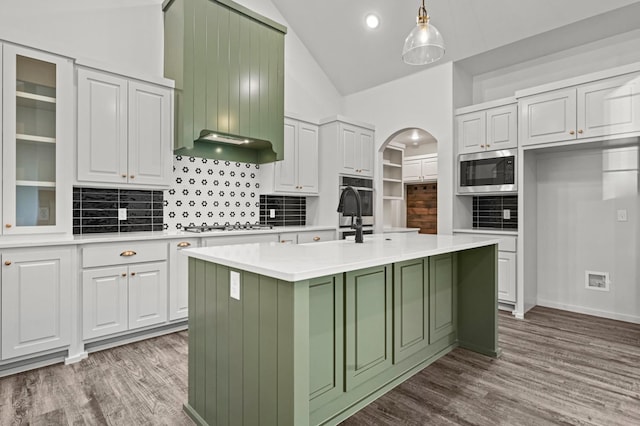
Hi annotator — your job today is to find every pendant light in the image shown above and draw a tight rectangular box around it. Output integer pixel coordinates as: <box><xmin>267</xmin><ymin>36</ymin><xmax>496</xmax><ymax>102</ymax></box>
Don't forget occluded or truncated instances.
<box><xmin>402</xmin><ymin>0</ymin><xmax>445</xmax><ymax>65</ymax></box>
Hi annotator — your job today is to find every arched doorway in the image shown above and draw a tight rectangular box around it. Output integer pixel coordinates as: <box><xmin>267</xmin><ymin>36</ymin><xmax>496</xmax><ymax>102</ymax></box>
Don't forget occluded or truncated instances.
<box><xmin>379</xmin><ymin>128</ymin><xmax>438</xmax><ymax>233</ymax></box>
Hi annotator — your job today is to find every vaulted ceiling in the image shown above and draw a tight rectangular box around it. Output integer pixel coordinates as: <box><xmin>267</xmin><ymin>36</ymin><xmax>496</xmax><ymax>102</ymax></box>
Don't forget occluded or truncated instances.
<box><xmin>271</xmin><ymin>0</ymin><xmax>640</xmax><ymax>95</ymax></box>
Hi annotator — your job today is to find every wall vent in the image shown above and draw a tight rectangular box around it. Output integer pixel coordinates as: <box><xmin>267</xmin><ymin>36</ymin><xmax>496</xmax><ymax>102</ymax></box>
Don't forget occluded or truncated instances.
<box><xmin>585</xmin><ymin>271</ymin><xmax>610</xmax><ymax>291</ymax></box>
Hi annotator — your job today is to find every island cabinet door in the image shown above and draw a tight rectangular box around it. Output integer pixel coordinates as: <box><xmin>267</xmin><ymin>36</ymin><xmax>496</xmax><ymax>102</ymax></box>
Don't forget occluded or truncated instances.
<box><xmin>393</xmin><ymin>258</ymin><xmax>429</xmax><ymax>364</ymax></box>
<box><xmin>345</xmin><ymin>264</ymin><xmax>393</xmax><ymax>391</ymax></box>
<box><xmin>308</xmin><ymin>275</ymin><xmax>344</xmax><ymax>411</ymax></box>
<box><xmin>429</xmin><ymin>253</ymin><xmax>456</xmax><ymax>343</ymax></box>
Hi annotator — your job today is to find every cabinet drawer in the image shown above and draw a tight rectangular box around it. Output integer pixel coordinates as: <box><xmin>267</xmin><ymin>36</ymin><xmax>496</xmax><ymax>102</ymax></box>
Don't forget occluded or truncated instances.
<box><xmin>82</xmin><ymin>241</ymin><xmax>167</xmax><ymax>268</ymax></box>
<box><xmin>454</xmin><ymin>232</ymin><xmax>517</xmax><ymax>252</ymax></box>
<box><xmin>203</xmin><ymin>233</ymin><xmax>280</xmax><ymax>247</ymax></box>
<box><xmin>298</xmin><ymin>230</ymin><xmax>336</xmax><ymax>244</ymax></box>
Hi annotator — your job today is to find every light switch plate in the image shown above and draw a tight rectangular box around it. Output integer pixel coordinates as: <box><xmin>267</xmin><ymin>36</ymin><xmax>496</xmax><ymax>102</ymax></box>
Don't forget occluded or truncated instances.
<box><xmin>503</xmin><ymin>209</ymin><xmax>511</xmax><ymax>220</ymax></box>
<box><xmin>118</xmin><ymin>208</ymin><xmax>127</xmax><ymax>221</ymax></box>
<box><xmin>617</xmin><ymin>209</ymin><xmax>628</xmax><ymax>222</ymax></box>
<box><xmin>230</xmin><ymin>271</ymin><xmax>240</xmax><ymax>300</ymax></box>
<box><xmin>269</xmin><ymin>209</ymin><xmax>276</xmax><ymax>218</ymax></box>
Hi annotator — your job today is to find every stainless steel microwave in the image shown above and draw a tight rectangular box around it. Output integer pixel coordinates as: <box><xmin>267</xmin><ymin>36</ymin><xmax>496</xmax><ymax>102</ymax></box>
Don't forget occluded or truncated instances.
<box><xmin>458</xmin><ymin>149</ymin><xmax>516</xmax><ymax>194</ymax></box>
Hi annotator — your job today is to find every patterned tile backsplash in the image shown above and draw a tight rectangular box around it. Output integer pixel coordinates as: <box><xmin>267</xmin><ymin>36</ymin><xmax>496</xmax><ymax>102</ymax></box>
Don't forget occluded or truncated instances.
<box><xmin>73</xmin><ymin>188</ymin><xmax>164</xmax><ymax>234</ymax></box>
<box><xmin>259</xmin><ymin>195</ymin><xmax>306</xmax><ymax>226</ymax></box>
<box><xmin>473</xmin><ymin>195</ymin><xmax>518</xmax><ymax>230</ymax></box>
<box><xmin>163</xmin><ymin>155</ymin><xmax>261</xmax><ymax>230</ymax></box>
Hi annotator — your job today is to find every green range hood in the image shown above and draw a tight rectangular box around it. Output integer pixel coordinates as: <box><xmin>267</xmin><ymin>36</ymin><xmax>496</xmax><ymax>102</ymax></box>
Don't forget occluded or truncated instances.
<box><xmin>164</xmin><ymin>0</ymin><xmax>287</xmax><ymax>163</ymax></box>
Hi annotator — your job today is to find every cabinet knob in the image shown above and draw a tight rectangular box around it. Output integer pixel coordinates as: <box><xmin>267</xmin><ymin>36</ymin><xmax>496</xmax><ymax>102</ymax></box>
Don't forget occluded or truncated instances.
<box><xmin>177</xmin><ymin>241</ymin><xmax>191</xmax><ymax>248</ymax></box>
<box><xmin>122</xmin><ymin>174</ymin><xmax>127</xmax><ymax>178</ymax></box>
<box><xmin>120</xmin><ymin>250</ymin><xmax>137</xmax><ymax>257</ymax></box>
<box><xmin>480</xmin><ymin>145</ymin><xmax>485</xmax><ymax>148</ymax></box>
<box><xmin>486</xmin><ymin>144</ymin><xmax>490</xmax><ymax>148</ymax></box>
<box><xmin>578</xmin><ymin>129</ymin><xmax>583</xmax><ymax>134</ymax></box>
<box><xmin>122</xmin><ymin>273</ymin><xmax>127</xmax><ymax>277</ymax></box>
<box><xmin>4</xmin><ymin>261</ymin><xmax>11</xmax><ymax>266</ymax></box>
<box><xmin>130</xmin><ymin>175</ymin><xmax>135</xmax><ymax>179</ymax></box>
<box><xmin>313</xmin><ymin>236</ymin><xmax>321</xmax><ymax>241</ymax></box>
<box><xmin>569</xmin><ymin>130</ymin><xmax>575</xmax><ymax>135</ymax></box>
<box><xmin>5</xmin><ymin>224</ymin><xmax>11</xmax><ymax>228</ymax></box>
<box><xmin>131</xmin><ymin>272</ymin><xmax>136</xmax><ymax>276</ymax></box>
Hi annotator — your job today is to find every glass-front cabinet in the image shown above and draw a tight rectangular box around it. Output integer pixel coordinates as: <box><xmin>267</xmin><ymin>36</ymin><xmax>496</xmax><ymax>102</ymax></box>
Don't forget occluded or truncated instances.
<box><xmin>2</xmin><ymin>44</ymin><xmax>73</xmax><ymax>235</ymax></box>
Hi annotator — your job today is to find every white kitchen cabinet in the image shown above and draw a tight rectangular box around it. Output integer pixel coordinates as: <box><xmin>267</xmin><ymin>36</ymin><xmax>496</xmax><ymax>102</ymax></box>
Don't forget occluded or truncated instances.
<box><xmin>338</xmin><ymin>122</ymin><xmax>374</xmax><ymax>177</ymax></box>
<box><xmin>203</xmin><ymin>233</ymin><xmax>280</xmax><ymax>247</ymax></box>
<box><xmin>77</xmin><ymin>67</ymin><xmax>172</xmax><ymax>187</ymax></box>
<box><xmin>2</xmin><ymin>43</ymin><xmax>74</xmax><ymax>235</ymax></box>
<box><xmin>520</xmin><ymin>72</ymin><xmax>640</xmax><ymax>146</ymax></box>
<box><xmin>82</xmin><ymin>242</ymin><xmax>169</xmax><ymax>340</ymax></box>
<box><xmin>456</xmin><ymin>104</ymin><xmax>517</xmax><ymax>155</ymax></box>
<box><xmin>403</xmin><ymin>155</ymin><xmax>438</xmax><ymax>182</ymax></box>
<box><xmin>278</xmin><ymin>229</ymin><xmax>336</xmax><ymax>244</ymax></box>
<box><xmin>272</xmin><ymin>117</ymin><xmax>319</xmax><ymax>194</ymax></box>
<box><xmin>498</xmin><ymin>251</ymin><xmax>516</xmax><ymax>303</ymax></box>
<box><xmin>1</xmin><ymin>248</ymin><xmax>72</xmax><ymax>359</ymax></box>
<box><xmin>168</xmin><ymin>239</ymin><xmax>199</xmax><ymax>321</ymax></box>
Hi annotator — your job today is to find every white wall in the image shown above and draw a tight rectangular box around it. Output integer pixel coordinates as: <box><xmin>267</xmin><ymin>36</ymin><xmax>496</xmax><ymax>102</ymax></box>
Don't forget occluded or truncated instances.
<box><xmin>342</xmin><ymin>62</ymin><xmax>454</xmax><ymax>234</ymax></box>
<box><xmin>535</xmin><ymin>146</ymin><xmax>640</xmax><ymax>323</ymax></box>
<box><xmin>472</xmin><ymin>29</ymin><xmax>640</xmax><ymax>103</ymax></box>
<box><xmin>0</xmin><ymin>0</ymin><xmax>165</xmax><ymax>78</ymax></box>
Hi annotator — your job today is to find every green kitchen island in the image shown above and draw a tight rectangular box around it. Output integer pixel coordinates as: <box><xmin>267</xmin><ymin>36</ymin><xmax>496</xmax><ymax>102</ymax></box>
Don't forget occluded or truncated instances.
<box><xmin>182</xmin><ymin>232</ymin><xmax>499</xmax><ymax>426</ymax></box>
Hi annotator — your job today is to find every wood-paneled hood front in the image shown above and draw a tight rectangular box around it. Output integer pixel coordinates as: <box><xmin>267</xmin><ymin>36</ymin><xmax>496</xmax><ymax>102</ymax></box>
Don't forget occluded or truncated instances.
<box><xmin>163</xmin><ymin>0</ymin><xmax>286</xmax><ymax>163</ymax></box>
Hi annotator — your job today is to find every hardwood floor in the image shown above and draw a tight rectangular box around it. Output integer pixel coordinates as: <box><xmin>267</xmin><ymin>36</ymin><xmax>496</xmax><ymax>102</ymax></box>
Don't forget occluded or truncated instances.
<box><xmin>0</xmin><ymin>307</ymin><xmax>638</xmax><ymax>425</ymax></box>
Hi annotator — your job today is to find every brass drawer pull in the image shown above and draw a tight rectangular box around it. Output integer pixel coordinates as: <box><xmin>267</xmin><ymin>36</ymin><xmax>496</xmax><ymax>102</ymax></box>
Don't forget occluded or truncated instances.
<box><xmin>577</xmin><ymin>129</ymin><xmax>583</xmax><ymax>134</ymax></box>
<box><xmin>177</xmin><ymin>241</ymin><xmax>191</xmax><ymax>248</ymax></box>
<box><xmin>122</xmin><ymin>174</ymin><xmax>127</xmax><ymax>178</ymax></box>
<box><xmin>120</xmin><ymin>250</ymin><xmax>137</xmax><ymax>257</ymax></box>
<box><xmin>313</xmin><ymin>236</ymin><xmax>321</xmax><ymax>241</ymax></box>
<box><xmin>569</xmin><ymin>130</ymin><xmax>575</xmax><ymax>135</ymax></box>
<box><xmin>121</xmin><ymin>273</ymin><xmax>127</xmax><ymax>277</ymax></box>
<box><xmin>130</xmin><ymin>175</ymin><xmax>135</xmax><ymax>179</ymax></box>
<box><xmin>4</xmin><ymin>261</ymin><xmax>11</xmax><ymax>266</ymax></box>
<box><xmin>5</xmin><ymin>224</ymin><xmax>11</xmax><ymax>228</ymax></box>
<box><xmin>131</xmin><ymin>272</ymin><xmax>136</xmax><ymax>276</ymax></box>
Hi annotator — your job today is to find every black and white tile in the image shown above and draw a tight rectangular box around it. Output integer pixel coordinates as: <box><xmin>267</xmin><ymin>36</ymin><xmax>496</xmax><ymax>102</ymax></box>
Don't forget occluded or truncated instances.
<box><xmin>259</xmin><ymin>195</ymin><xmax>306</xmax><ymax>226</ymax></box>
<box><xmin>473</xmin><ymin>195</ymin><xmax>518</xmax><ymax>230</ymax></box>
<box><xmin>163</xmin><ymin>155</ymin><xmax>261</xmax><ymax>230</ymax></box>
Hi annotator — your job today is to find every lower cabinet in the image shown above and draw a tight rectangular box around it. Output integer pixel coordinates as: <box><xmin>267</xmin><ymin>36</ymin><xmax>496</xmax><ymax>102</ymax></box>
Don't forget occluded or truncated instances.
<box><xmin>498</xmin><ymin>251</ymin><xmax>516</xmax><ymax>303</ymax></box>
<box><xmin>279</xmin><ymin>229</ymin><xmax>337</xmax><ymax>244</ymax></box>
<box><xmin>1</xmin><ymin>248</ymin><xmax>72</xmax><ymax>360</ymax></box>
<box><xmin>344</xmin><ymin>264</ymin><xmax>393</xmax><ymax>390</ymax></box>
<box><xmin>168</xmin><ymin>239</ymin><xmax>199</xmax><ymax>321</ymax></box>
<box><xmin>429</xmin><ymin>253</ymin><xmax>455</xmax><ymax>343</ymax></box>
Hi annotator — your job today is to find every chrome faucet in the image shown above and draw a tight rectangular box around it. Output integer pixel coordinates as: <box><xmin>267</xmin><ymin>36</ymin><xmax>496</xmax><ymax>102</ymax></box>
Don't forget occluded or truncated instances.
<box><xmin>337</xmin><ymin>186</ymin><xmax>364</xmax><ymax>243</ymax></box>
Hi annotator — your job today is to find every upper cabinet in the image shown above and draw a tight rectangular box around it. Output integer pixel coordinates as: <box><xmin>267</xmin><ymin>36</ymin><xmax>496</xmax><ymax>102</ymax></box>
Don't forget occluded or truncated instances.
<box><xmin>164</xmin><ymin>0</ymin><xmax>287</xmax><ymax>163</ymax></box>
<box><xmin>403</xmin><ymin>154</ymin><xmax>438</xmax><ymax>183</ymax></box>
<box><xmin>320</xmin><ymin>117</ymin><xmax>375</xmax><ymax>178</ymax></box>
<box><xmin>1</xmin><ymin>43</ymin><xmax>74</xmax><ymax>235</ymax></box>
<box><xmin>263</xmin><ymin>117</ymin><xmax>319</xmax><ymax>195</ymax></box>
<box><xmin>77</xmin><ymin>67</ymin><xmax>172</xmax><ymax>188</ymax></box>
<box><xmin>456</xmin><ymin>103</ymin><xmax>517</xmax><ymax>155</ymax></box>
<box><xmin>520</xmin><ymin>72</ymin><xmax>640</xmax><ymax>146</ymax></box>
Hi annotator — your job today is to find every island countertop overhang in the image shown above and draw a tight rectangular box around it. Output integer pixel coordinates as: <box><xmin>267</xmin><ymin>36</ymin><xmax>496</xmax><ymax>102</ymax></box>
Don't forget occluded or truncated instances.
<box><xmin>182</xmin><ymin>233</ymin><xmax>499</xmax><ymax>282</ymax></box>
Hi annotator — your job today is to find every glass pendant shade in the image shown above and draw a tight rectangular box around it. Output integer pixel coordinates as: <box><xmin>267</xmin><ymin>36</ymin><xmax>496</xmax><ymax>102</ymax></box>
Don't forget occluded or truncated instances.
<box><xmin>402</xmin><ymin>1</ymin><xmax>445</xmax><ymax>65</ymax></box>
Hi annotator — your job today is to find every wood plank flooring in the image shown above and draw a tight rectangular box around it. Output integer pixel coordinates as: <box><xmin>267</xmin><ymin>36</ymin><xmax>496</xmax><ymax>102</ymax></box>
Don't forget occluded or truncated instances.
<box><xmin>0</xmin><ymin>307</ymin><xmax>638</xmax><ymax>425</ymax></box>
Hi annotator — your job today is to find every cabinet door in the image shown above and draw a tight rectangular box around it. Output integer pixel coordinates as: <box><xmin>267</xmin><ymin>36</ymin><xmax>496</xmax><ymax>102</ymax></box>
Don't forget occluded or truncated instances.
<box><xmin>393</xmin><ymin>258</ymin><xmax>428</xmax><ymax>363</ymax></box>
<box><xmin>77</xmin><ymin>68</ymin><xmax>128</xmax><ymax>184</ymax></box>
<box><xmin>429</xmin><ymin>253</ymin><xmax>455</xmax><ymax>343</ymax></box>
<box><xmin>498</xmin><ymin>251</ymin><xmax>516</xmax><ymax>303</ymax></box>
<box><xmin>309</xmin><ymin>275</ymin><xmax>344</xmax><ymax>410</ymax></box>
<box><xmin>577</xmin><ymin>73</ymin><xmax>640</xmax><ymax>139</ymax></box>
<box><xmin>457</xmin><ymin>111</ymin><xmax>486</xmax><ymax>154</ymax></box>
<box><xmin>2</xmin><ymin>249</ymin><xmax>72</xmax><ymax>359</ymax></box>
<box><xmin>128</xmin><ymin>261</ymin><xmax>168</xmax><ymax>330</ymax></box>
<box><xmin>357</xmin><ymin>129</ymin><xmax>374</xmax><ymax>177</ymax></box>
<box><xmin>297</xmin><ymin>230</ymin><xmax>336</xmax><ymax>244</ymax></box>
<box><xmin>274</xmin><ymin>118</ymin><xmax>298</xmax><ymax>192</ymax></box>
<box><xmin>83</xmin><ymin>266</ymin><xmax>128</xmax><ymax>339</ymax></box>
<box><xmin>128</xmin><ymin>81</ymin><xmax>172</xmax><ymax>186</ymax></box>
<box><xmin>421</xmin><ymin>158</ymin><xmax>438</xmax><ymax>180</ymax></box>
<box><xmin>345</xmin><ymin>264</ymin><xmax>392</xmax><ymax>390</ymax></box>
<box><xmin>403</xmin><ymin>159</ymin><xmax>422</xmax><ymax>182</ymax></box>
<box><xmin>169</xmin><ymin>239</ymin><xmax>199</xmax><ymax>321</ymax></box>
<box><xmin>520</xmin><ymin>88</ymin><xmax>577</xmax><ymax>146</ymax></box>
<box><xmin>486</xmin><ymin>104</ymin><xmax>517</xmax><ymax>151</ymax></box>
<box><xmin>2</xmin><ymin>45</ymin><xmax>73</xmax><ymax>234</ymax></box>
<box><xmin>297</xmin><ymin>122</ymin><xmax>319</xmax><ymax>193</ymax></box>
<box><xmin>339</xmin><ymin>124</ymin><xmax>358</xmax><ymax>175</ymax></box>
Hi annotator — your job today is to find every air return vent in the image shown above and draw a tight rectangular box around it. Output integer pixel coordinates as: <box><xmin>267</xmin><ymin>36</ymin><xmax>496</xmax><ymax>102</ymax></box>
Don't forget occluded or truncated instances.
<box><xmin>585</xmin><ymin>271</ymin><xmax>610</xmax><ymax>291</ymax></box>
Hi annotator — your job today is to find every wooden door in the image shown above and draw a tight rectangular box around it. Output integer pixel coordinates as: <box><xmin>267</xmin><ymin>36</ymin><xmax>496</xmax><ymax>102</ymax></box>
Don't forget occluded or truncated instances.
<box><xmin>128</xmin><ymin>261</ymin><xmax>168</xmax><ymax>330</ymax></box>
<box><xmin>2</xmin><ymin>249</ymin><xmax>71</xmax><ymax>359</ymax></box>
<box><xmin>83</xmin><ymin>266</ymin><xmax>128</xmax><ymax>339</ymax></box>
<box><xmin>406</xmin><ymin>183</ymin><xmax>437</xmax><ymax>234</ymax></box>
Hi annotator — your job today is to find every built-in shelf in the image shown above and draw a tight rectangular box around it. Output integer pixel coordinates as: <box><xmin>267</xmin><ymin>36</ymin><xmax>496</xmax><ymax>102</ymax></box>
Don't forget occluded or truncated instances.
<box><xmin>383</xmin><ymin>178</ymin><xmax>403</xmax><ymax>183</ymax></box>
<box><xmin>382</xmin><ymin>145</ymin><xmax>405</xmax><ymax>200</ymax></box>
<box><xmin>383</xmin><ymin>196</ymin><xmax>403</xmax><ymax>200</ymax></box>
<box><xmin>16</xmin><ymin>180</ymin><xmax>56</xmax><ymax>187</ymax></box>
<box><xmin>383</xmin><ymin>162</ymin><xmax>402</xmax><ymax>168</ymax></box>
<box><xmin>16</xmin><ymin>90</ymin><xmax>56</xmax><ymax>104</ymax></box>
<box><xmin>16</xmin><ymin>134</ymin><xmax>56</xmax><ymax>144</ymax></box>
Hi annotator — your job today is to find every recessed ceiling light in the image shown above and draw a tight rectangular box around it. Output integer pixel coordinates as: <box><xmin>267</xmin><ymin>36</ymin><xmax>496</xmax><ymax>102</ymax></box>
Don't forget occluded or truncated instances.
<box><xmin>365</xmin><ymin>14</ymin><xmax>379</xmax><ymax>29</ymax></box>
<box><xmin>411</xmin><ymin>132</ymin><xmax>420</xmax><ymax>141</ymax></box>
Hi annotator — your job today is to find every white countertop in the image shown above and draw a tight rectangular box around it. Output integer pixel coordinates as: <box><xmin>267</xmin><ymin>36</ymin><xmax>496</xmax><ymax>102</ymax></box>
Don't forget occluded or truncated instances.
<box><xmin>453</xmin><ymin>228</ymin><xmax>518</xmax><ymax>236</ymax></box>
<box><xmin>383</xmin><ymin>227</ymin><xmax>420</xmax><ymax>233</ymax></box>
<box><xmin>182</xmin><ymin>232</ymin><xmax>499</xmax><ymax>282</ymax></box>
<box><xmin>0</xmin><ymin>225</ymin><xmax>338</xmax><ymax>249</ymax></box>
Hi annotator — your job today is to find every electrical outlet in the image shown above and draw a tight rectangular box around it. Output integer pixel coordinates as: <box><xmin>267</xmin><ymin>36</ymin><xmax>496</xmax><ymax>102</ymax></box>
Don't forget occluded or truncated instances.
<box><xmin>503</xmin><ymin>209</ymin><xmax>511</xmax><ymax>220</ymax></box>
<box><xmin>118</xmin><ymin>208</ymin><xmax>127</xmax><ymax>221</ymax></box>
<box><xmin>617</xmin><ymin>209</ymin><xmax>628</xmax><ymax>222</ymax></box>
<box><xmin>230</xmin><ymin>271</ymin><xmax>240</xmax><ymax>300</ymax></box>
<box><xmin>269</xmin><ymin>209</ymin><xmax>276</xmax><ymax>218</ymax></box>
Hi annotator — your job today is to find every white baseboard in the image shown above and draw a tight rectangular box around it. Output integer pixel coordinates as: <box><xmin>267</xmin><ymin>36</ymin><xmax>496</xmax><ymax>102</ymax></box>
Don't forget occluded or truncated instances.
<box><xmin>65</xmin><ymin>351</ymin><xmax>88</xmax><ymax>365</ymax></box>
<box><xmin>536</xmin><ymin>299</ymin><xmax>640</xmax><ymax>324</ymax></box>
